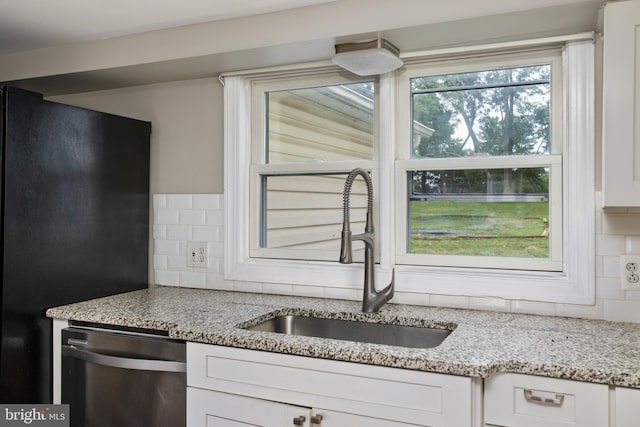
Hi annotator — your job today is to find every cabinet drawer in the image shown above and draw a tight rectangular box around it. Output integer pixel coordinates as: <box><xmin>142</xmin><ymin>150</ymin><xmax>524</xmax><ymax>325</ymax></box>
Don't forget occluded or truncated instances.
<box><xmin>484</xmin><ymin>373</ymin><xmax>608</xmax><ymax>427</ymax></box>
<box><xmin>188</xmin><ymin>343</ymin><xmax>475</xmax><ymax>427</ymax></box>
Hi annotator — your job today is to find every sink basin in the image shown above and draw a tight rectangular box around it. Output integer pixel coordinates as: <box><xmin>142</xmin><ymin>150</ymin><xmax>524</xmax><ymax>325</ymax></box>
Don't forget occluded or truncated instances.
<box><xmin>244</xmin><ymin>315</ymin><xmax>452</xmax><ymax>349</ymax></box>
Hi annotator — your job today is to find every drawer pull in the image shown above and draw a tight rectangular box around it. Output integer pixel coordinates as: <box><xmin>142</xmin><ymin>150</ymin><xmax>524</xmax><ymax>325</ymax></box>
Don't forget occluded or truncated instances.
<box><xmin>311</xmin><ymin>414</ymin><xmax>323</xmax><ymax>426</ymax></box>
<box><xmin>524</xmin><ymin>389</ymin><xmax>565</xmax><ymax>407</ymax></box>
<box><xmin>293</xmin><ymin>415</ymin><xmax>306</xmax><ymax>426</ymax></box>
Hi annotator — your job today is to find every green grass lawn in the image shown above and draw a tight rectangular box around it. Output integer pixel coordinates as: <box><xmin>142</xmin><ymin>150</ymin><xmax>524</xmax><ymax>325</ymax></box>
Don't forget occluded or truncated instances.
<box><xmin>410</xmin><ymin>201</ymin><xmax>549</xmax><ymax>258</ymax></box>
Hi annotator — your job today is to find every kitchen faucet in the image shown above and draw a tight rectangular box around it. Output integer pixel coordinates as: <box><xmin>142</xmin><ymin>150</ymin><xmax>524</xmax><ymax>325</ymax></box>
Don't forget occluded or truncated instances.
<box><xmin>339</xmin><ymin>168</ymin><xmax>394</xmax><ymax>312</ymax></box>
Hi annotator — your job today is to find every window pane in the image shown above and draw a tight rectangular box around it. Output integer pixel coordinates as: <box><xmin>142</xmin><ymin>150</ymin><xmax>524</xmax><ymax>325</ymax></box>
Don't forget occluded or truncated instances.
<box><xmin>261</xmin><ymin>174</ymin><xmax>368</xmax><ymax>252</ymax></box>
<box><xmin>266</xmin><ymin>82</ymin><xmax>375</xmax><ymax>163</ymax></box>
<box><xmin>411</xmin><ymin>65</ymin><xmax>550</xmax><ymax>158</ymax></box>
<box><xmin>408</xmin><ymin>168</ymin><xmax>550</xmax><ymax>257</ymax></box>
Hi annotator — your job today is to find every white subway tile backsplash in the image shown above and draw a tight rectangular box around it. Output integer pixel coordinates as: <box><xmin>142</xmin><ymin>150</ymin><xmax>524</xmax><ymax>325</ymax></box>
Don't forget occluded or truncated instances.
<box><xmin>594</xmin><ymin>255</ymin><xmax>603</xmax><ymax>278</ymax></box>
<box><xmin>154</xmin><ymin>270</ymin><xmax>180</xmax><ymax>286</ymax></box>
<box><xmin>167</xmin><ymin>255</ymin><xmax>187</xmax><ymax>271</ymax></box>
<box><xmin>152</xmin><ymin>194</ymin><xmax>640</xmax><ymax>323</ymax></box>
<box><xmin>166</xmin><ymin>225</ymin><xmax>192</xmax><ymax>241</ymax></box>
<box><xmin>596</xmin><ymin>277</ymin><xmax>625</xmax><ymax>300</ymax></box>
<box><xmin>556</xmin><ymin>300</ymin><xmax>604</xmax><ymax>320</ymax></box>
<box><xmin>430</xmin><ymin>295</ymin><xmax>470</xmax><ymax>309</ymax></box>
<box><xmin>626</xmin><ymin>236</ymin><xmax>640</xmax><ymax>253</ymax></box>
<box><xmin>155</xmin><ymin>240</ymin><xmax>180</xmax><ymax>256</ymax></box>
<box><xmin>234</xmin><ymin>281</ymin><xmax>263</xmax><ymax>293</ymax></box>
<box><xmin>153</xmin><ymin>255</ymin><xmax>167</xmax><ymax>270</ymax></box>
<box><xmin>604</xmin><ymin>299</ymin><xmax>640</xmax><ymax>322</ymax></box>
<box><xmin>153</xmin><ymin>194</ymin><xmax>231</xmax><ymax>290</ymax></box>
<box><xmin>292</xmin><ymin>284</ymin><xmax>325</xmax><ymax>298</ymax></box>
<box><xmin>511</xmin><ymin>300</ymin><xmax>556</xmax><ymax>316</ymax></box>
<box><xmin>209</xmin><ymin>241</ymin><xmax>224</xmax><ymax>258</ymax></box>
<box><xmin>323</xmin><ymin>287</ymin><xmax>359</xmax><ymax>301</ymax></box>
<box><xmin>469</xmin><ymin>297</ymin><xmax>511</xmax><ymax>312</ymax></box>
<box><xmin>153</xmin><ymin>194</ymin><xmax>167</xmax><ymax>209</ymax></box>
<box><xmin>208</xmin><ymin>258</ymin><xmax>222</xmax><ymax>274</ymax></box>
<box><xmin>205</xmin><ymin>210</ymin><xmax>224</xmax><ymax>226</ymax></box>
<box><xmin>180</xmin><ymin>271</ymin><xmax>207</xmax><ymax>288</ymax></box>
<box><xmin>154</xmin><ymin>209</ymin><xmax>179</xmax><ymax>225</ymax></box>
<box><xmin>602</xmin><ymin>255</ymin><xmax>621</xmax><ymax>278</ymax></box>
<box><xmin>178</xmin><ymin>240</ymin><xmax>188</xmax><ymax>256</ymax></box>
<box><xmin>262</xmin><ymin>283</ymin><xmax>293</xmax><ymax>296</ymax></box>
<box><xmin>595</xmin><ymin>234</ymin><xmax>625</xmax><ymax>256</ymax></box>
<box><xmin>166</xmin><ymin>194</ymin><xmax>193</xmax><ymax>209</ymax></box>
<box><xmin>206</xmin><ymin>273</ymin><xmax>233</xmax><ymax>291</ymax></box>
<box><xmin>392</xmin><ymin>292</ymin><xmax>430</xmax><ymax>306</ymax></box>
<box><xmin>624</xmin><ymin>290</ymin><xmax>640</xmax><ymax>301</ymax></box>
<box><xmin>192</xmin><ymin>226</ymin><xmax>219</xmax><ymax>241</ymax></box>
<box><xmin>180</xmin><ymin>209</ymin><xmax>206</xmax><ymax>225</ymax></box>
<box><xmin>153</xmin><ymin>225</ymin><xmax>167</xmax><ymax>240</ymax></box>
<box><xmin>193</xmin><ymin>194</ymin><xmax>221</xmax><ymax>209</ymax></box>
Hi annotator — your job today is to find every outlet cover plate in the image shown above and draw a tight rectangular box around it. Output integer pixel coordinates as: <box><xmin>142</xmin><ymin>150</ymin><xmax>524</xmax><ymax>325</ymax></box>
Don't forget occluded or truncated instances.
<box><xmin>620</xmin><ymin>255</ymin><xmax>640</xmax><ymax>290</ymax></box>
<box><xmin>187</xmin><ymin>241</ymin><xmax>209</xmax><ymax>268</ymax></box>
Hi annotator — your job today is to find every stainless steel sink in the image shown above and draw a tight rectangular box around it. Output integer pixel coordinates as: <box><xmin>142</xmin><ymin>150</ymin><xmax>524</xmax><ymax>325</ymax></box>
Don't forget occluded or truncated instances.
<box><xmin>244</xmin><ymin>315</ymin><xmax>452</xmax><ymax>349</ymax></box>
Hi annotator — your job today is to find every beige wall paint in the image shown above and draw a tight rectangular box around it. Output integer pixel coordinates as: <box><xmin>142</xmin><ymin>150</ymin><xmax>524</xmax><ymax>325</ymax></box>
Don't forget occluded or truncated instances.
<box><xmin>50</xmin><ymin>78</ymin><xmax>224</xmax><ymax>194</ymax></box>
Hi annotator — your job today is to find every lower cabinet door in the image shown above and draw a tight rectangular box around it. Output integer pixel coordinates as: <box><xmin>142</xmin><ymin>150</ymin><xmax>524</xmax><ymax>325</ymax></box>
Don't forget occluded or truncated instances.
<box><xmin>615</xmin><ymin>387</ymin><xmax>640</xmax><ymax>427</ymax></box>
<box><xmin>188</xmin><ymin>387</ymin><xmax>312</xmax><ymax>427</ymax></box>
<box><xmin>187</xmin><ymin>388</ymin><xmax>419</xmax><ymax>427</ymax></box>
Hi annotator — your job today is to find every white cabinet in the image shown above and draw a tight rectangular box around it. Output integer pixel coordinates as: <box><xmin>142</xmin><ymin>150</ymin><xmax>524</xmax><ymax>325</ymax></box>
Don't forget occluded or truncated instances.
<box><xmin>602</xmin><ymin>0</ymin><xmax>640</xmax><ymax>207</ymax></box>
<box><xmin>484</xmin><ymin>373</ymin><xmax>608</xmax><ymax>427</ymax></box>
<box><xmin>188</xmin><ymin>387</ymin><xmax>312</xmax><ymax>427</ymax></box>
<box><xmin>187</xmin><ymin>342</ymin><xmax>482</xmax><ymax>427</ymax></box>
<box><xmin>188</xmin><ymin>388</ymin><xmax>413</xmax><ymax>427</ymax></box>
<box><xmin>311</xmin><ymin>409</ymin><xmax>415</xmax><ymax>426</ymax></box>
<box><xmin>615</xmin><ymin>387</ymin><xmax>640</xmax><ymax>427</ymax></box>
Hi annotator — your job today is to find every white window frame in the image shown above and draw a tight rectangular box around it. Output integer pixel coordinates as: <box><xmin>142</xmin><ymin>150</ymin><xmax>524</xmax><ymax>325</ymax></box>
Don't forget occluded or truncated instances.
<box><xmin>395</xmin><ymin>50</ymin><xmax>563</xmax><ymax>272</ymax></box>
<box><xmin>223</xmin><ymin>69</ymin><xmax>379</xmax><ymax>288</ymax></box>
<box><xmin>223</xmin><ymin>39</ymin><xmax>595</xmax><ymax>304</ymax></box>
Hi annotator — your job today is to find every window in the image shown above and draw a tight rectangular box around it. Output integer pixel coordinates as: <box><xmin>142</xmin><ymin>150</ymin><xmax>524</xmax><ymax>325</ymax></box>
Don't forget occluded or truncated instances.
<box><xmin>395</xmin><ymin>51</ymin><xmax>563</xmax><ymax>271</ymax></box>
<box><xmin>224</xmin><ymin>38</ymin><xmax>595</xmax><ymax>304</ymax></box>
<box><xmin>250</xmin><ymin>74</ymin><xmax>377</xmax><ymax>262</ymax></box>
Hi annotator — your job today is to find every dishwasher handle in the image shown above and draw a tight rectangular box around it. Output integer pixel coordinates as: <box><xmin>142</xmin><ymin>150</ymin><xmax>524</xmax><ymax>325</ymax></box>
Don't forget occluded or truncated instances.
<box><xmin>62</xmin><ymin>345</ymin><xmax>186</xmax><ymax>373</ymax></box>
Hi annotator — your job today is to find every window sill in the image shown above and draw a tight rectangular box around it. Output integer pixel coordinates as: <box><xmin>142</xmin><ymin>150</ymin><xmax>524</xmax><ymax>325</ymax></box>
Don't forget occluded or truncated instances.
<box><xmin>224</xmin><ymin>257</ymin><xmax>595</xmax><ymax>305</ymax></box>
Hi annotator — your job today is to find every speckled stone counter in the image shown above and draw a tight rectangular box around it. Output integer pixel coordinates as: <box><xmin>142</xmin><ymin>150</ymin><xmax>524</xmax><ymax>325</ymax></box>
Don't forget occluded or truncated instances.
<box><xmin>46</xmin><ymin>286</ymin><xmax>640</xmax><ymax>388</ymax></box>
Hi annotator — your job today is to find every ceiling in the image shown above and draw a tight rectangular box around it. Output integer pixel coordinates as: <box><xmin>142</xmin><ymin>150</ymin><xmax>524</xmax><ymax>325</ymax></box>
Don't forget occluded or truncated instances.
<box><xmin>0</xmin><ymin>0</ymin><xmax>336</xmax><ymax>54</ymax></box>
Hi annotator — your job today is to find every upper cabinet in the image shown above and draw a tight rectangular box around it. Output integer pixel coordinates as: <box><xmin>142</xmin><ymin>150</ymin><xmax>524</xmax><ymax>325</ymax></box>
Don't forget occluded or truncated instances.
<box><xmin>602</xmin><ymin>0</ymin><xmax>640</xmax><ymax>207</ymax></box>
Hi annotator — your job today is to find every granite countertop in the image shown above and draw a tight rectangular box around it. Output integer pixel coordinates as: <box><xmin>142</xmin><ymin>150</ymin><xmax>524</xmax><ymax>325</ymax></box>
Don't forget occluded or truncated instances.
<box><xmin>46</xmin><ymin>286</ymin><xmax>640</xmax><ymax>388</ymax></box>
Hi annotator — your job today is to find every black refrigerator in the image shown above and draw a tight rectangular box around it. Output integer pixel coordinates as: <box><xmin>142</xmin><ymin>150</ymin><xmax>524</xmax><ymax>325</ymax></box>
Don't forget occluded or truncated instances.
<box><xmin>0</xmin><ymin>86</ymin><xmax>151</xmax><ymax>403</ymax></box>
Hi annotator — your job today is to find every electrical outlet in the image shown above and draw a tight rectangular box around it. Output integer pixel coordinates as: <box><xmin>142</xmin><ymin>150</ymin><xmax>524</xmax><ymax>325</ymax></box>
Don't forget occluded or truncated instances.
<box><xmin>620</xmin><ymin>255</ymin><xmax>640</xmax><ymax>290</ymax></box>
<box><xmin>187</xmin><ymin>241</ymin><xmax>209</xmax><ymax>268</ymax></box>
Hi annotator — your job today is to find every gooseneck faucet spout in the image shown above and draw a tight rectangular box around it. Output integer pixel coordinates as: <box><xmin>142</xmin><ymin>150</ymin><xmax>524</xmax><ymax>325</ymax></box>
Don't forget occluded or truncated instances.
<box><xmin>339</xmin><ymin>168</ymin><xmax>394</xmax><ymax>313</ymax></box>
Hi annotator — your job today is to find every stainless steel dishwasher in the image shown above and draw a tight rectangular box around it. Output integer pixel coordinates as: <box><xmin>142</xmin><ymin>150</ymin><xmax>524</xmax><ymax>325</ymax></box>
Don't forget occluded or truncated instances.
<box><xmin>61</xmin><ymin>325</ymin><xmax>186</xmax><ymax>427</ymax></box>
